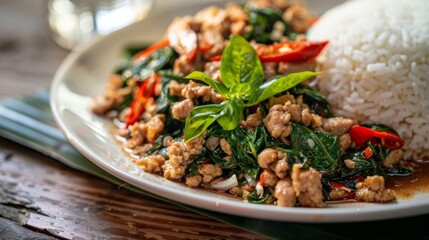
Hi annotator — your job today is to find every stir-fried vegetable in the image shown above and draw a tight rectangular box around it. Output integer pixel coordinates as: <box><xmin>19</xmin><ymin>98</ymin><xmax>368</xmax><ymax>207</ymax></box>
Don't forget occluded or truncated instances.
<box><xmin>247</xmin><ymin>186</ymin><xmax>272</xmax><ymax>204</ymax></box>
<box><xmin>184</xmin><ymin>35</ymin><xmax>319</xmax><ymax>141</ymax></box>
<box><xmin>243</xmin><ymin>5</ymin><xmax>292</xmax><ymax>44</ymax></box>
<box><xmin>123</xmin><ymin>46</ymin><xmax>176</xmax><ymax>83</ymax></box>
<box><xmin>290</xmin><ymin>123</ymin><xmax>340</xmax><ymax>176</ymax></box>
<box><xmin>206</xmin><ymin>125</ymin><xmax>271</xmax><ymax>181</ymax></box>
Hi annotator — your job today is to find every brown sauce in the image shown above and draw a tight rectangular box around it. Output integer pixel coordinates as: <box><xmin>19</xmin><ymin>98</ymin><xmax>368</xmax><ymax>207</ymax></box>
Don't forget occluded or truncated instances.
<box><xmin>386</xmin><ymin>161</ymin><xmax>429</xmax><ymax>199</ymax></box>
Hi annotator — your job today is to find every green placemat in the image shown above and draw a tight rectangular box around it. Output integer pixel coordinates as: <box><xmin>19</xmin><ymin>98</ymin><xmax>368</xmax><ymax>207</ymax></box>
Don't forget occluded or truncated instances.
<box><xmin>0</xmin><ymin>89</ymin><xmax>428</xmax><ymax>240</ymax></box>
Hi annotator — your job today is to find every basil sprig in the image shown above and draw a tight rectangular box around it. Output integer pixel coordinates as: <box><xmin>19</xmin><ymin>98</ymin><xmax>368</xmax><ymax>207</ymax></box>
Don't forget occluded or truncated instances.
<box><xmin>184</xmin><ymin>35</ymin><xmax>319</xmax><ymax>141</ymax></box>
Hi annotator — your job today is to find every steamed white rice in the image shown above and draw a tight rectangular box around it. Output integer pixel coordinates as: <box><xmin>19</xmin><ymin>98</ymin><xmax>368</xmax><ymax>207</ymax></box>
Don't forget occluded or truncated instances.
<box><xmin>308</xmin><ymin>0</ymin><xmax>429</xmax><ymax>160</ymax></box>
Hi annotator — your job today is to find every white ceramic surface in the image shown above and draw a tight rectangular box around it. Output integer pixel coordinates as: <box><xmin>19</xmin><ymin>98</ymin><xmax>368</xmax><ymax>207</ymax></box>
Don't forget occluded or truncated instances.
<box><xmin>51</xmin><ymin>1</ymin><xmax>429</xmax><ymax>222</ymax></box>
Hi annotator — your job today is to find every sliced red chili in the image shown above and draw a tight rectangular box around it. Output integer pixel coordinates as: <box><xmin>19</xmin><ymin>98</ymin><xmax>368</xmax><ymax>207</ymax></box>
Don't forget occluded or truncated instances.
<box><xmin>188</xmin><ymin>48</ymin><xmax>198</xmax><ymax>62</ymax></box>
<box><xmin>125</xmin><ymin>74</ymin><xmax>159</xmax><ymax>127</ymax></box>
<box><xmin>209</xmin><ymin>41</ymin><xmax>328</xmax><ymax>63</ymax></box>
<box><xmin>210</xmin><ymin>55</ymin><xmax>222</xmax><ymax>62</ymax></box>
<box><xmin>363</xmin><ymin>147</ymin><xmax>373</xmax><ymax>159</ymax></box>
<box><xmin>259</xmin><ymin>171</ymin><xmax>266</xmax><ymax>186</ymax></box>
<box><xmin>198</xmin><ymin>41</ymin><xmax>213</xmax><ymax>54</ymax></box>
<box><xmin>354</xmin><ymin>174</ymin><xmax>366</xmax><ymax>183</ymax></box>
<box><xmin>261</xmin><ymin>41</ymin><xmax>327</xmax><ymax>62</ymax></box>
<box><xmin>344</xmin><ymin>191</ymin><xmax>355</xmax><ymax>200</ymax></box>
<box><xmin>259</xmin><ymin>41</ymin><xmax>329</xmax><ymax>63</ymax></box>
<box><xmin>133</xmin><ymin>38</ymin><xmax>170</xmax><ymax>62</ymax></box>
<box><xmin>330</xmin><ymin>182</ymin><xmax>347</xmax><ymax>190</ymax></box>
<box><xmin>349</xmin><ymin>125</ymin><xmax>405</xmax><ymax>150</ymax></box>
<box><xmin>330</xmin><ymin>182</ymin><xmax>355</xmax><ymax>199</ymax></box>
<box><xmin>201</xmin><ymin>158</ymin><xmax>212</xmax><ymax>164</ymax></box>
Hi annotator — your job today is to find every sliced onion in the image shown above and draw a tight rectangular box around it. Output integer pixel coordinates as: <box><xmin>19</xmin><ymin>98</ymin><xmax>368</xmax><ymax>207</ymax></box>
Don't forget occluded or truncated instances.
<box><xmin>244</xmin><ymin>174</ymin><xmax>257</xmax><ymax>187</ymax></box>
<box><xmin>256</xmin><ymin>182</ymin><xmax>264</xmax><ymax>198</ymax></box>
<box><xmin>211</xmin><ymin>174</ymin><xmax>238</xmax><ymax>190</ymax></box>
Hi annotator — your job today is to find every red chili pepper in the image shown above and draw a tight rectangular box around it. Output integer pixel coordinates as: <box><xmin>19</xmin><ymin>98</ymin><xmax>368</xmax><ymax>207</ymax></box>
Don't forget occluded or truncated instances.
<box><xmin>125</xmin><ymin>74</ymin><xmax>159</xmax><ymax>127</ymax></box>
<box><xmin>209</xmin><ymin>41</ymin><xmax>328</xmax><ymax>63</ymax></box>
<box><xmin>188</xmin><ymin>48</ymin><xmax>198</xmax><ymax>62</ymax></box>
<box><xmin>259</xmin><ymin>41</ymin><xmax>329</xmax><ymax>63</ymax></box>
<box><xmin>201</xmin><ymin>158</ymin><xmax>212</xmax><ymax>164</ymax></box>
<box><xmin>259</xmin><ymin>172</ymin><xmax>266</xmax><ymax>186</ymax></box>
<box><xmin>133</xmin><ymin>38</ymin><xmax>170</xmax><ymax>62</ymax></box>
<box><xmin>330</xmin><ymin>182</ymin><xmax>355</xmax><ymax>200</ymax></box>
<box><xmin>349</xmin><ymin>125</ymin><xmax>405</xmax><ymax>150</ymax></box>
<box><xmin>354</xmin><ymin>174</ymin><xmax>366</xmax><ymax>183</ymax></box>
<box><xmin>198</xmin><ymin>41</ymin><xmax>213</xmax><ymax>54</ymax></box>
<box><xmin>363</xmin><ymin>147</ymin><xmax>373</xmax><ymax>159</ymax></box>
<box><xmin>330</xmin><ymin>182</ymin><xmax>347</xmax><ymax>190</ymax></box>
<box><xmin>344</xmin><ymin>191</ymin><xmax>355</xmax><ymax>200</ymax></box>
<box><xmin>210</xmin><ymin>55</ymin><xmax>222</xmax><ymax>62</ymax></box>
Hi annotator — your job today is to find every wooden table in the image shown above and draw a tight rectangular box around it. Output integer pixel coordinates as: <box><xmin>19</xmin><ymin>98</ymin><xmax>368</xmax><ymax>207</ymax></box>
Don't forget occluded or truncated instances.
<box><xmin>0</xmin><ymin>1</ymin><xmax>265</xmax><ymax>239</ymax></box>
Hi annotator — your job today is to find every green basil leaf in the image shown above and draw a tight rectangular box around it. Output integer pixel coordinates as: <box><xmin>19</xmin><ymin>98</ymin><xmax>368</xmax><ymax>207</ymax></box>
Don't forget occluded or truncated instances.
<box><xmin>341</xmin><ymin>150</ymin><xmax>385</xmax><ymax>178</ymax></box>
<box><xmin>221</xmin><ymin>35</ymin><xmax>263</xmax><ymax>89</ymax></box>
<box><xmin>229</xmin><ymin>83</ymin><xmax>255</xmax><ymax>101</ymax></box>
<box><xmin>185</xmin><ymin>71</ymin><xmax>229</xmax><ymax>98</ymax></box>
<box><xmin>141</xmin><ymin>135</ymin><xmax>164</xmax><ymax>157</ymax></box>
<box><xmin>209</xmin><ymin>148</ymin><xmax>237</xmax><ymax>169</ymax></box>
<box><xmin>227</xmin><ymin>127</ymin><xmax>260</xmax><ymax>180</ymax></box>
<box><xmin>250</xmin><ymin>72</ymin><xmax>319</xmax><ymax>105</ymax></box>
<box><xmin>247</xmin><ymin>187</ymin><xmax>272</xmax><ymax>204</ymax></box>
<box><xmin>123</xmin><ymin>47</ymin><xmax>175</xmax><ymax>81</ymax></box>
<box><xmin>277</xmin><ymin>147</ymin><xmax>309</xmax><ymax>168</ymax></box>
<box><xmin>184</xmin><ymin>104</ymin><xmax>227</xmax><ymax>142</ymax></box>
<box><xmin>243</xmin><ymin>5</ymin><xmax>292</xmax><ymax>44</ymax></box>
<box><xmin>367</xmin><ymin>144</ymin><xmax>391</xmax><ymax>163</ymax></box>
<box><xmin>117</xmin><ymin>92</ymin><xmax>133</xmax><ymax>112</ymax></box>
<box><xmin>185</xmin><ymin>151</ymin><xmax>209</xmax><ymax>177</ymax></box>
<box><xmin>206</xmin><ymin>124</ymin><xmax>228</xmax><ymax>138</ymax></box>
<box><xmin>188</xmin><ymin>103</ymin><xmax>227</xmax><ymax>119</ymax></box>
<box><xmin>217</xmin><ymin>102</ymin><xmax>241</xmax><ymax>131</ymax></box>
<box><xmin>184</xmin><ymin>116</ymin><xmax>217</xmax><ymax>142</ymax></box>
<box><xmin>159</xmin><ymin>70</ymin><xmax>189</xmax><ymax>83</ymax></box>
<box><xmin>290</xmin><ymin>123</ymin><xmax>340</xmax><ymax>175</ymax></box>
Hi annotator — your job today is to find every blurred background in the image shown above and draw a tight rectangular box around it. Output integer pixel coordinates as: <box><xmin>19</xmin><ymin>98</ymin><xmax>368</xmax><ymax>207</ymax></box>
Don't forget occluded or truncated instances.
<box><xmin>0</xmin><ymin>0</ymin><xmax>240</xmax><ymax>98</ymax></box>
<box><xmin>0</xmin><ymin>1</ymin><xmax>68</xmax><ymax>98</ymax></box>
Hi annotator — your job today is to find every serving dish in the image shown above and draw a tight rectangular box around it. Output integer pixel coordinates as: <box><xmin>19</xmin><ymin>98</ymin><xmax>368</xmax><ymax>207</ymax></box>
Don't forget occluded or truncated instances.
<box><xmin>51</xmin><ymin>0</ymin><xmax>429</xmax><ymax>222</ymax></box>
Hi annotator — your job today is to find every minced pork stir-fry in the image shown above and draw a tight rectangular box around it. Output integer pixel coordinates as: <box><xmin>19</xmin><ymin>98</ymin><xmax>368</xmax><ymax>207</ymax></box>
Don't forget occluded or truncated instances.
<box><xmin>91</xmin><ymin>0</ymin><xmax>413</xmax><ymax>207</ymax></box>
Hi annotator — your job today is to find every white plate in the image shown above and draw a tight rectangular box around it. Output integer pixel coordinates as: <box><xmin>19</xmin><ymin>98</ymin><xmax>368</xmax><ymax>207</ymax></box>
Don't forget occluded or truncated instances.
<box><xmin>50</xmin><ymin>1</ymin><xmax>429</xmax><ymax>222</ymax></box>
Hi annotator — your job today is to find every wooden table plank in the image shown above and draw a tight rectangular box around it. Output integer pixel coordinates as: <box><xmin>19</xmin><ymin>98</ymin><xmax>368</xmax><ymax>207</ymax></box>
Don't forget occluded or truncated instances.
<box><xmin>0</xmin><ymin>138</ymin><xmax>265</xmax><ymax>239</ymax></box>
<box><xmin>0</xmin><ymin>217</ymin><xmax>56</xmax><ymax>240</ymax></box>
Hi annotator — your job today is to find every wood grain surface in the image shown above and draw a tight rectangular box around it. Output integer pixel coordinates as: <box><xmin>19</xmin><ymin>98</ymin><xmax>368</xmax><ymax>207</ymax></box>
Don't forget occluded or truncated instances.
<box><xmin>0</xmin><ymin>1</ymin><xmax>266</xmax><ymax>239</ymax></box>
<box><xmin>0</xmin><ymin>140</ymin><xmax>265</xmax><ymax>239</ymax></box>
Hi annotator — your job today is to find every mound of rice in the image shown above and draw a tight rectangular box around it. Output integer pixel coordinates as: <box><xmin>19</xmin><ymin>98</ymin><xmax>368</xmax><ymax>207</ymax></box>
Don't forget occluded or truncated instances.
<box><xmin>308</xmin><ymin>0</ymin><xmax>429</xmax><ymax>160</ymax></box>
